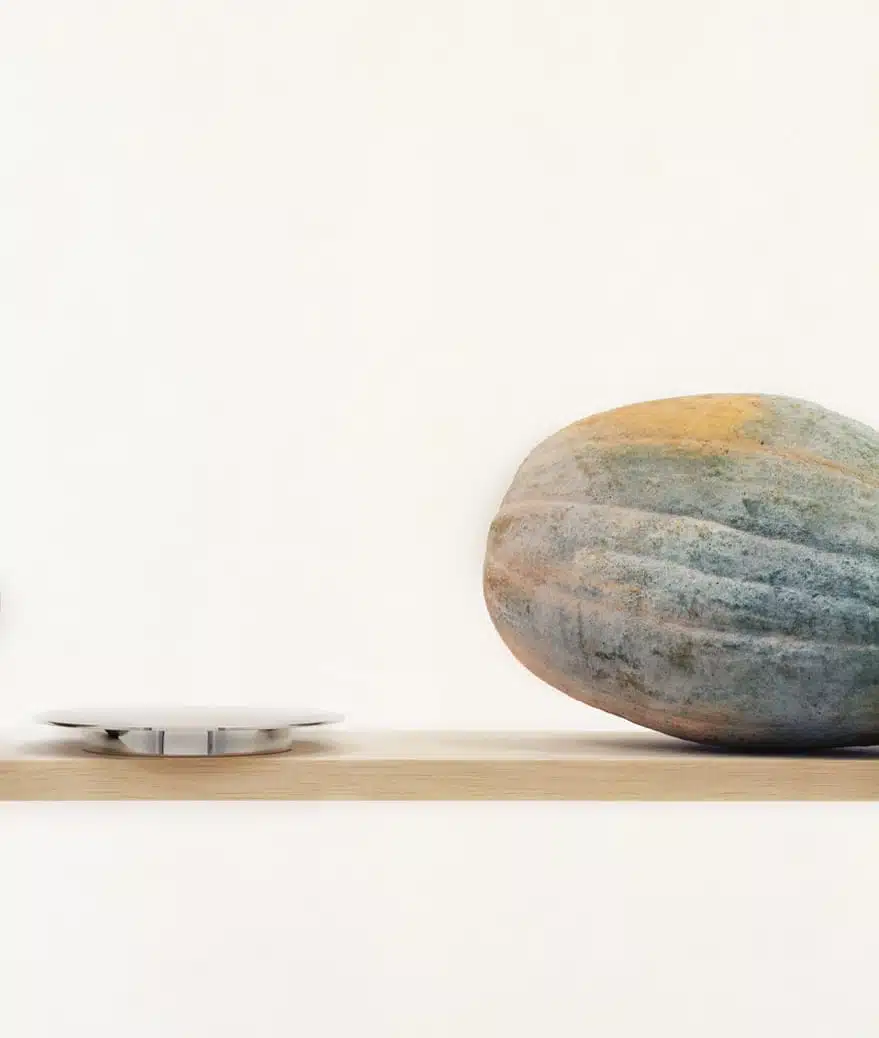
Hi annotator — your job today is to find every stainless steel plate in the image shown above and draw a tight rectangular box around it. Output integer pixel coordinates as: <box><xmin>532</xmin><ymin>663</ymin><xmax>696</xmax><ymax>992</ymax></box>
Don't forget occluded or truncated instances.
<box><xmin>36</xmin><ymin>707</ymin><xmax>344</xmax><ymax>757</ymax></box>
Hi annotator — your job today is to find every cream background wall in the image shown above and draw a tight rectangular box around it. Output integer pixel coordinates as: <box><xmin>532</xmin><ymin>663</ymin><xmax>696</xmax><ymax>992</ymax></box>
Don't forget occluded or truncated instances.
<box><xmin>0</xmin><ymin>3</ymin><xmax>877</xmax><ymax>1035</ymax></box>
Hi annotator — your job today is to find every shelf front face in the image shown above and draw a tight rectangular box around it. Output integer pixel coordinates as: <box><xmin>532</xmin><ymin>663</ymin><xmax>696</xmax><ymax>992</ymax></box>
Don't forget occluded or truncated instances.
<box><xmin>1</xmin><ymin>730</ymin><xmax>878</xmax><ymax>801</ymax></box>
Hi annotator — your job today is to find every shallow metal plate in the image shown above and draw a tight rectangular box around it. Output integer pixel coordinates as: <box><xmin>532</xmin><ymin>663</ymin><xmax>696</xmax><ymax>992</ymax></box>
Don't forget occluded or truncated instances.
<box><xmin>36</xmin><ymin>707</ymin><xmax>344</xmax><ymax>757</ymax></box>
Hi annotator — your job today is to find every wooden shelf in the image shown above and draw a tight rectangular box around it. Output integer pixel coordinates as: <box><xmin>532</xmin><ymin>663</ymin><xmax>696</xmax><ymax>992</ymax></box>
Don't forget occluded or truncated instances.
<box><xmin>1</xmin><ymin>730</ymin><xmax>878</xmax><ymax>800</ymax></box>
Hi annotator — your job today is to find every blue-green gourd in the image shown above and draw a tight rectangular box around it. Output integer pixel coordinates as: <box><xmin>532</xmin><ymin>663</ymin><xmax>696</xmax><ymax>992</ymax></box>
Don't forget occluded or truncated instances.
<box><xmin>483</xmin><ymin>394</ymin><xmax>879</xmax><ymax>748</ymax></box>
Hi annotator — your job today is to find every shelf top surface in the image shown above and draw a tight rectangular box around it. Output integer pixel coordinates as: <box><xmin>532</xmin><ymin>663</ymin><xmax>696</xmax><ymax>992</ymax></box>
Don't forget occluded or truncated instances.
<box><xmin>1</xmin><ymin>729</ymin><xmax>877</xmax><ymax>801</ymax></box>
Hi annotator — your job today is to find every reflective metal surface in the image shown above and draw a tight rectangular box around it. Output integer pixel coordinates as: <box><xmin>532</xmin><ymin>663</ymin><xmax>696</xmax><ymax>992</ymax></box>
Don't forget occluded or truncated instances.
<box><xmin>36</xmin><ymin>707</ymin><xmax>344</xmax><ymax>757</ymax></box>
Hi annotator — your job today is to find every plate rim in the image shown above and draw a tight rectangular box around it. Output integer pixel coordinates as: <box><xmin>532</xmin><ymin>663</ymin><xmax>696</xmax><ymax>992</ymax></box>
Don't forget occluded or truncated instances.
<box><xmin>35</xmin><ymin>708</ymin><xmax>345</xmax><ymax>732</ymax></box>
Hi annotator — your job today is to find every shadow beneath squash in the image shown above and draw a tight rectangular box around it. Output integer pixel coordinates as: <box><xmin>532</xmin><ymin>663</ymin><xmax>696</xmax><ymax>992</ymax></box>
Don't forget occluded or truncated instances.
<box><xmin>505</xmin><ymin>732</ymin><xmax>879</xmax><ymax>760</ymax></box>
<box><xmin>592</xmin><ymin>735</ymin><xmax>879</xmax><ymax>759</ymax></box>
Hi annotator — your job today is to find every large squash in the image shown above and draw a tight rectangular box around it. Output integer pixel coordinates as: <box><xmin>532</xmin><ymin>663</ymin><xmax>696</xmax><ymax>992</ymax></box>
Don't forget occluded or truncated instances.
<box><xmin>484</xmin><ymin>394</ymin><xmax>879</xmax><ymax>748</ymax></box>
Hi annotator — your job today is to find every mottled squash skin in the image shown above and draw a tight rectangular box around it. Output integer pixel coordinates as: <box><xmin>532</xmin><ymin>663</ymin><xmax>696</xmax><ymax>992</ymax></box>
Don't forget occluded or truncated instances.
<box><xmin>484</xmin><ymin>395</ymin><xmax>879</xmax><ymax>748</ymax></box>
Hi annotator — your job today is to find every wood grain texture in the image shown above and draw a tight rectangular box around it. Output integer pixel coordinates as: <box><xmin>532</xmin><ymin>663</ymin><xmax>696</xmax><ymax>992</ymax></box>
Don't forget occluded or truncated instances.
<box><xmin>0</xmin><ymin>731</ymin><xmax>878</xmax><ymax>800</ymax></box>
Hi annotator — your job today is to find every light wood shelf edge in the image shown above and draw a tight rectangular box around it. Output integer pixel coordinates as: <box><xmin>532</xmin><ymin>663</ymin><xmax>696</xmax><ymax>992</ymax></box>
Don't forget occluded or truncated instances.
<box><xmin>0</xmin><ymin>730</ymin><xmax>877</xmax><ymax>801</ymax></box>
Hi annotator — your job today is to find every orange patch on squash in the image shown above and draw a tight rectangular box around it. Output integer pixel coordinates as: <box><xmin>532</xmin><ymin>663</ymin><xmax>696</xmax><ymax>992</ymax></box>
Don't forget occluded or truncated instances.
<box><xmin>572</xmin><ymin>394</ymin><xmax>766</xmax><ymax>447</ymax></box>
<box><xmin>561</xmin><ymin>394</ymin><xmax>879</xmax><ymax>487</ymax></box>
